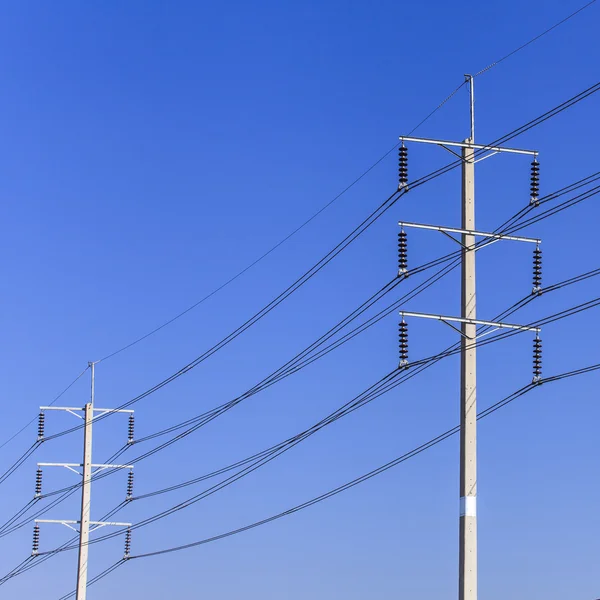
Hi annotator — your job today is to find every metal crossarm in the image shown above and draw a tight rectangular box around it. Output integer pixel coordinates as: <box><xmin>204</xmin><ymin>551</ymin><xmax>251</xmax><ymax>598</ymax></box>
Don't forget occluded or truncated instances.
<box><xmin>398</xmin><ymin>221</ymin><xmax>540</xmax><ymax>245</ymax></box>
<box><xmin>399</xmin><ymin>135</ymin><xmax>537</xmax><ymax>156</ymax></box>
<box><xmin>35</xmin><ymin>519</ymin><xmax>131</xmax><ymax>534</ymax></box>
<box><xmin>400</xmin><ymin>310</ymin><xmax>540</xmax><ymax>335</ymax></box>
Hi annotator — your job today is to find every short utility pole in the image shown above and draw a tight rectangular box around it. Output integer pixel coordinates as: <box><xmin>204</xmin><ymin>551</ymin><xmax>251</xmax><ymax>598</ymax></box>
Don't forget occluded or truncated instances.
<box><xmin>34</xmin><ymin>362</ymin><xmax>136</xmax><ymax>600</ymax></box>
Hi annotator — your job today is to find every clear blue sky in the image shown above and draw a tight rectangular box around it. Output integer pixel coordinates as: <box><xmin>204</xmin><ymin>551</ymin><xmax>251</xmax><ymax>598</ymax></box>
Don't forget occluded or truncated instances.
<box><xmin>0</xmin><ymin>1</ymin><xmax>598</xmax><ymax>598</ymax></box>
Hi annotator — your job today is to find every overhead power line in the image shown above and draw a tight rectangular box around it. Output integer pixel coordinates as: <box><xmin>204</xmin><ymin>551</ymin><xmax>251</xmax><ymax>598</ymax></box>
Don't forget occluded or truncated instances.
<box><xmin>475</xmin><ymin>0</ymin><xmax>598</xmax><ymax>76</ymax></box>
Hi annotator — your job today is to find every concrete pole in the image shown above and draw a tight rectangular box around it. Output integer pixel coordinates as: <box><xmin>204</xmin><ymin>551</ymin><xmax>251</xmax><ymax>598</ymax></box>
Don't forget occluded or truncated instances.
<box><xmin>76</xmin><ymin>362</ymin><xmax>95</xmax><ymax>600</ymax></box>
<box><xmin>459</xmin><ymin>136</ymin><xmax>477</xmax><ymax>600</ymax></box>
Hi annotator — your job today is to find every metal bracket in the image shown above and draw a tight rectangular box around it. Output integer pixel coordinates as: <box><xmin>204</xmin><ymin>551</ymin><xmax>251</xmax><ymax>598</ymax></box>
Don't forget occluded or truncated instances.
<box><xmin>439</xmin><ymin>144</ymin><xmax>467</xmax><ymax>162</ymax></box>
<box><xmin>439</xmin><ymin>229</ymin><xmax>468</xmax><ymax>248</ymax></box>
<box><xmin>440</xmin><ymin>318</ymin><xmax>472</xmax><ymax>339</ymax></box>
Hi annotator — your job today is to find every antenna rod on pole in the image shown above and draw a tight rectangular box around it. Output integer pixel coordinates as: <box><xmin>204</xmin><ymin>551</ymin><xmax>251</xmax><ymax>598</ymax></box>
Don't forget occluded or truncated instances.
<box><xmin>466</xmin><ymin>74</ymin><xmax>475</xmax><ymax>143</ymax></box>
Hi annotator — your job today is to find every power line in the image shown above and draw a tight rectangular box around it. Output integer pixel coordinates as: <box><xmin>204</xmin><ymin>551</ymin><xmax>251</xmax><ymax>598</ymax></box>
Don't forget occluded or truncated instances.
<box><xmin>475</xmin><ymin>0</ymin><xmax>598</xmax><ymax>76</ymax></box>
<box><xmin>0</xmin><ymin>366</ymin><xmax>88</xmax><ymax>452</ymax></box>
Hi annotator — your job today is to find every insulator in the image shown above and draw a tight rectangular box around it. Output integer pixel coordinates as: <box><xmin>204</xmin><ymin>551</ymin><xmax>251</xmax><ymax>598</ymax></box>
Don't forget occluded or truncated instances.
<box><xmin>126</xmin><ymin>470</ymin><xmax>134</xmax><ymax>500</ymax></box>
<box><xmin>532</xmin><ymin>336</ymin><xmax>542</xmax><ymax>383</ymax></box>
<box><xmin>37</xmin><ymin>412</ymin><xmax>45</xmax><ymax>440</ymax></box>
<box><xmin>35</xmin><ymin>468</ymin><xmax>43</xmax><ymax>497</ymax></box>
<box><xmin>532</xmin><ymin>247</ymin><xmax>542</xmax><ymax>294</ymax></box>
<box><xmin>398</xmin><ymin>145</ymin><xmax>408</xmax><ymax>187</ymax></box>
<box><xmin>398</xmin><ymin>321</ymin><xmax>408</xmax><ymax>367</ymax></box>
<box><xmin>530</xmin><ymin>159</ymin><xmax>540</xmax><ymax>206</ymax></box>
<box><xmin>398</xmin><ymin>230</ymin><xmax>408</xmax><ymax>275</ymax></box>
<box><xmin>127</xmin><ymin>414</ymin><xmax>135</xmax><ymax>444</ymax></box>
<box><xmin>124</xmin><ymin>527</ymin><xmax>132</xmax><ymax>558</ymax></box>
<box><xmin>32</xmin><ymin>524</ymin><xmax>40</xmax><ymax>555</ymax></box>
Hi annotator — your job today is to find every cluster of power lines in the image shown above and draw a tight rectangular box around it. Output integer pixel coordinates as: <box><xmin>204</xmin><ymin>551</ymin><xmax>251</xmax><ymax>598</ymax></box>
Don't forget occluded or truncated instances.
<box><xmin>0</xmin><ymin>4</ymin><xmax>599</xmax><ymax>597</ymax></box>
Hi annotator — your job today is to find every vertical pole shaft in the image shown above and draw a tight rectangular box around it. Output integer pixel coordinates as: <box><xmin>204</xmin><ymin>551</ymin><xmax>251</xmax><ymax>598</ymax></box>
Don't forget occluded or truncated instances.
<box><xmin>76</xmin><ymin>362</ymin><xmax>94</xmax><ymax>600</ymax></box>
<box><xmin>459</xmin><ymin>141</ymin><xmax>477</xmax><ymax>600</ymax></box>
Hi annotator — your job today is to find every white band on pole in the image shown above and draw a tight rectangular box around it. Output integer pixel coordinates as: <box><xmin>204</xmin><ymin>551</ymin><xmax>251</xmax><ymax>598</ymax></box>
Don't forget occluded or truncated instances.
<box><xmin>460</xmin><ymin>496</ymin><xmax>477</xmax><ymax>518</ymax></box>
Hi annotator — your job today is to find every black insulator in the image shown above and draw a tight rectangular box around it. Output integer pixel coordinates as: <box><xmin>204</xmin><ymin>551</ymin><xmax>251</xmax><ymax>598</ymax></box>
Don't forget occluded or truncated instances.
<box><xmin>127</xmin><ymin>414</ymin><xmax>135</xmax><ymax>444</ymax></box>
<box><xmin>126</xmin><ymin>470</ymin><xmax>134</xmax><ymax>499</ymax></box>
<box><xmin>37</xmin><ymin>413</ymin><xmax>45</xmax><ymax>440</ymax></box>
<box><xmin>124</xmin><ymin>528</ymin><xmax>132</xmax><ymax>558</ymax></box>
<box><xmin>398</xmin><ymin>230</ymin><xmax>408</xmax><ymax>275</ymax></box>
<box><xmin>532</xmin><ymin>247</ymin><xmax>542</xmax><ymax>293</ymax></box>
<box><xmin>32</xmin><ymin>525</ymin><xmax>40</xmax><ymax>554</ymax></box>
<box><xmin>399</xmin><ymin>321</ymin><xmax>408</xmax><ymax>366</ymax></box>
<box><xmin>533</xmin><ymin>337</ymin><xmax>542</xmax><ymax>382</ymax></box>
<box><xmin>398</xmin><ymin>146</ymin><xmax>408</xmax><ymax>187</ymax></box>
<box><xmin>530</xmin><ymin>160</ymin><xmax>540</xmax><ymax>205</ymax></box>
<box><xmin>35</xmin><ymin>468</ymin><xmax>43</xmax><ymax>497</ymax></box>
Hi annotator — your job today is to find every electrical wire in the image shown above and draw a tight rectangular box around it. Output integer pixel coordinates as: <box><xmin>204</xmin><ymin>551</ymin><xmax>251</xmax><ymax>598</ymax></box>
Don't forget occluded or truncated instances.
<box><xmin>56</xmin><ymin>560</ymin><xmax>126</xmax><ymax>600</ymax></box>
<box><xmin>0</xmin><ymin>442</ymin><xmax>41</xmax><ymax>488</ymax></box>
<box><xmin>0</xmin><ymin>366</ymin><xmax>89</xmax><ymax>452</ymax></box>
<box><xmin>474</xmin><ymin>0</ymin><xmax>598</xmax><ymax>77</ymax></box>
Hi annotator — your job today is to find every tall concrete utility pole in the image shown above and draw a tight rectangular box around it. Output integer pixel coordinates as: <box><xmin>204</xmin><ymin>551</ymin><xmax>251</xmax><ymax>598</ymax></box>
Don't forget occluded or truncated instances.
<box><xmin>459</xmin><ymin>75</ymin><xmax>477</xmax><ymax>600</ymax></box>
<box><xmin>397</xmin><ymin>74</ymin><xmax>541</xmax><ymax>600</ymax></box>
<box><xmin>75</xmin><ymin>362</ymin><xmax>95</xmax><ymax>599</ymax></box>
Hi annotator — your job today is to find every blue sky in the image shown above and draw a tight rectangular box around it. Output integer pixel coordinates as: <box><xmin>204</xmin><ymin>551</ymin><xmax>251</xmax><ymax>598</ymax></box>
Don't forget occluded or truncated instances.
<box><xmin>0</xmin><ymin>1</ymin><xmax>598</xmax><ymax>598</ymax></box>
